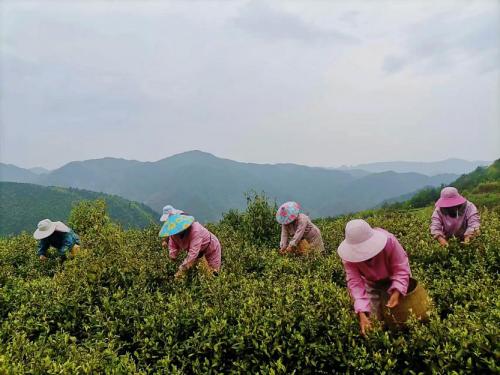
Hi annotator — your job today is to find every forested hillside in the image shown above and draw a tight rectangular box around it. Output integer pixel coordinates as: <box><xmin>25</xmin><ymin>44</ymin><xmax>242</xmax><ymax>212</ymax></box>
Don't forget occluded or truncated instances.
<box><xmin>0</xmin><ymin>182</ymin><xmax>158</xmax><ymax>236</ymax></box>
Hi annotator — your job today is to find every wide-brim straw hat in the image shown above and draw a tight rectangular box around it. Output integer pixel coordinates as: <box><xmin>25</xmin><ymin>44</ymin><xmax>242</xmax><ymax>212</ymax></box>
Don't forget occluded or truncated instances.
<box><xmin>337</xmin><ymin>219</ymin><xmax>388</xmax><ymax>263</ymax></box>
<box><xmin>33</xmin><ymin>219</ymin><xmax>70</xmax><ymax>240</ymax></box>
<box><xmin>435</xmin><ymin>186</ymin><xmax>466</xmax><ymax>208</ymax></box>
<box><xmin>159</xmin><ymin>214</ymin><xmax>195</xmax><ymax>238</ymax></box>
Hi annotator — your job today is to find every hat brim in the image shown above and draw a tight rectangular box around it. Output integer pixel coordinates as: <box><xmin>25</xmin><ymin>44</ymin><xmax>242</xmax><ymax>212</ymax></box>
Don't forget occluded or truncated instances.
<box><xmin>276</xmin><ymin>215</ymin><xmax>298</xmax><ymax>225</ymax></box>
<box><xmin>159</xmin><ymin>215</ymin><xmax>195</xmax><ymax>238</ymax></box>
<box><xmin>34</xmin><ymin>222</ymin><xmax>57</xmax><ymax>240</ymax></box>
<box><xmin>337</xmin><ymin>230</ymin><xmax>388</xmax><ymax>263</ymax></box>
<box><xmin>160</xmin><ymin>214</ymin><xmax>168</xmax><ymax>222</ymax></box>
<box><xmin>435</xmin><ymin>195</ymin><xmax>466</xmax><ymax>208</ymax></box>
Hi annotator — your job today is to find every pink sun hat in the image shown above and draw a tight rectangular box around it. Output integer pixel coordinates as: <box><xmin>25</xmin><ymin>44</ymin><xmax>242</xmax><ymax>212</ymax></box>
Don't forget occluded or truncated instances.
<box><xmin>435</xmin><ymin>187</ymin><xmax>466</xmax><ymax>208</ymax></box>
<box><xmin>337</xmin><ymin>219</ymin><xmax>388</xmax><ymax>263</ymax></box>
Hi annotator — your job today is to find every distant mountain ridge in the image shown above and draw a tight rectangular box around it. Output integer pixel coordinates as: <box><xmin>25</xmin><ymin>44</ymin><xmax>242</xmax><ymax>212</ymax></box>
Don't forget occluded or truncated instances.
<box><xmin>0</xmin><ymin>151</ymin><xmax>459</xmax><ymax>222</ymax></box>
<box><xmin>339</xmin><ymin>158</ymin><xmax>490</xmax><ymax>176</ymax></box>
<box><xmin>0</xmin><ymin>163</ymin><xmax>38</xmax><ymax>183</ymax></box>
<box><xmin>29</xmin><ymin>167</ymin><xmax>50</xmax><ymax>175</ymax></box>
<box><xmin>0</xmin><ymin>182</ymin><xmax>158</xmax><ymax>236</ymax></box>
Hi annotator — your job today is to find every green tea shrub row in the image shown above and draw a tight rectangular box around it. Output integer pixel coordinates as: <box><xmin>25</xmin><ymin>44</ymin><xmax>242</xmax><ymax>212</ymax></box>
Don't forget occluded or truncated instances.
<box><xmin>0</xmin><ymin>200</ymin><xmax>498</xmax><ymax>373</ymax></box>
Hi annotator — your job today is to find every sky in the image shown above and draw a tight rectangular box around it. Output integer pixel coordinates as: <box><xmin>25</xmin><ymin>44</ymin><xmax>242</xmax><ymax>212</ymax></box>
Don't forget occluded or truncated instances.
<box><xmin>0</xmin><ymin>0</ymin><xmax>499</xmax><ymax>169</ymax></box>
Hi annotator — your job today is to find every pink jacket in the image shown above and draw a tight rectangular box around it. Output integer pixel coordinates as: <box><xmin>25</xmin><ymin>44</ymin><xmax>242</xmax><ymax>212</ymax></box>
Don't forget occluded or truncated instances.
<box><xmin>169</xmin><ymin>222</ymin><xmax>222</xmax><ymax>271</ymax></box>
<box><xmin>342</xmin><ymin>229</ymin><xmax>411</xmax><ymax>314</ymax></box>
<box><xmin>430</xmin><ymin>201</ymin><xmax>480</xmax><ymax>240</ymax></box>
<box><xmin>280</xmin><ymin>213</ymin><xmax>322</xmax><ymax>250</ymax></box>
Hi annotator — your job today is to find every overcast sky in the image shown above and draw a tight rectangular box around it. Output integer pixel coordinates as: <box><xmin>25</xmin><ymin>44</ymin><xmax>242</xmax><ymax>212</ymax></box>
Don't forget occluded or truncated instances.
<box><xmin>1</xmin><ymin>0</ymin><xmax>499</xmax><ymax>169</ymax></box>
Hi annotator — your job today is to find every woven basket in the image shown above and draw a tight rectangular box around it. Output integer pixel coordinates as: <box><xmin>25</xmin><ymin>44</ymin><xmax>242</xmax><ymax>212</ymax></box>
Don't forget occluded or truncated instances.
<box><xmin>297</xmin><ymin>240</ymin><xmax>312</xmax><ymax>255</ymax></box>
<box><xmin>381</xmin><ymin>278</ymin><xmax>432</xmax><ymax>328</ymax></box>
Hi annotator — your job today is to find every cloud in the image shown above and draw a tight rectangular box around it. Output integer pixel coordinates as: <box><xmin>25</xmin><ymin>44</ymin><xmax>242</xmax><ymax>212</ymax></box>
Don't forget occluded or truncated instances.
<box><xmin>233</xmin><ymin>1</ymin><xmax>358</xmax><ymax>45</ymax></box>
<box><xmin>383</xmin><ymin>9</ymin><xmax>499</xmax><ymax>74</ymax></box>
<box><xmin>382</xmin><ymin>56</ymin><xmax>408</xmax><ymax>74</ymax></box>
<box><xmin>0</xmin><ymin>1</ymin><xmax>498</xmax><ymax>168</ymax></box>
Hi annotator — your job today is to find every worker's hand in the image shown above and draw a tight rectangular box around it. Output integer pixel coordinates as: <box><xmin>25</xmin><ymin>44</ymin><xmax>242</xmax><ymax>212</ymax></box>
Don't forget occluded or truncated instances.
<box><xmin>462</xmin><ymin>235</ymin><xmax>471</xmax><ymax>245</ymax></box>
<box><xmin>359</xmin><ymin>312</ymin><xmax>372</xmax><ymax>337</ymax></box>
<box><xmin>386</xmin><ymin>290</ymin><xmax>401</xmax><ymax>308</ymax></box>
<box><xmin>39</xmin><ymin>255</ymin><xmax>47</xmax><ymax>262</ymax></box>
<box><xmin>279</xmin><ymin>246</ymin><xmax>293</xmax><ymax>255</ymax></box>
<box><xmin>174</xmin><ymin>269</ymin><xmax>186</xmax><ymax>281</ymax></box>
<box><xmin>161</xmin><ymin>239</ymin><xmax>168</xmax><ymax>249</ymax></box>
<box><xmin>437</xmin><ymin>236</ymin><xmax>449</xmax><ymax>247</ymax></box>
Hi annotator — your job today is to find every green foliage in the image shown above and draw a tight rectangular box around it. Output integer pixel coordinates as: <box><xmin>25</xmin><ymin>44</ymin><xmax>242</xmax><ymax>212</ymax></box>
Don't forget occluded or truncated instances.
<box><xmin>0</xmin><ymin>182</ymin><xmax>158</xmax><ymax>236</ymax></box>
<box><xmin>68</xmin><ymin>199</ymin><xmax>110</xmax><ymax>235</ymax></box>
<box><xmin>453</xmin><ymin>159</ymin><xmax>500</xmax><ymax>192</ymax></box>
<box><xmin>0</xmin><ymin>199</ymin><xmax>499</xmax><ymax>373</ymax></box>
<box><xmin>221</xmin><ymin>192</ymin><xmax>280</xmax><ymax>248</ymax></box>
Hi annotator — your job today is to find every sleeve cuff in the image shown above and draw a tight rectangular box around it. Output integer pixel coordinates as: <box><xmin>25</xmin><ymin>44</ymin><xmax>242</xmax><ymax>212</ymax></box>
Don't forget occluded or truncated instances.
<box><xmin>432</xmin><ymin>232</ymin><xmax>444</xmax><ymax>239</ymax></box>
<box><xmin>353</xmin><ymin>299</ymin><xmax>371</xmax><ymax>314</ymax></box>
<box><xmin>388</xmin><ymin>282</ymin><xmax>407</xmax><ymax>296</ymax></box>
<box><xmin>464</xmin><ymin>227</ymin><xmax>479</xmax><ymax>236</ymax></box>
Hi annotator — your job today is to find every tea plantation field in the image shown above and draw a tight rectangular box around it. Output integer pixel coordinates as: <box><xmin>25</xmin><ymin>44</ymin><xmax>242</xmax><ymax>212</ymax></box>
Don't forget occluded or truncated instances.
<box><xmin>0</xmin><ymin>200</ymin><xmax>498</xmax><ymax>374</ymax></box>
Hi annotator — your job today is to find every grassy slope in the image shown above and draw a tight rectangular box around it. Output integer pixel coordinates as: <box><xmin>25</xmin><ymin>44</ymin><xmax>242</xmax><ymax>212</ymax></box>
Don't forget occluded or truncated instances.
<box><xmin>0</xmin><ymin>182</ymin><xmax>158</xmax><ymax>236</ymax></box>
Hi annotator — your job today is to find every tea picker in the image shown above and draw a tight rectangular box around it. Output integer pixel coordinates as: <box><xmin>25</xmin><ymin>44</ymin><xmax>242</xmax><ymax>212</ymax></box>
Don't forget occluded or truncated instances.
<box><xmin>33</xmin><ymin>219</ymin><xmax>81</xmax><ymax>261</ymax></box>
<box><xmin>276</xmin><ymin>201</ymin><xmax>325</xmax><ymax>256</ymax></box>
<box><xmin>337</xmin><ymin>219</ymin><xmax>430</xmax><ymax>336</ymax></box>
<box><xmin>430</xmin><ymin>187</ymin><xmax>481</xmax><ymax>247</ymax></box>
<box><xmin>159</xmin><ymin>214</ymin><xmax>222</xmax><ymax>279</ymax></box>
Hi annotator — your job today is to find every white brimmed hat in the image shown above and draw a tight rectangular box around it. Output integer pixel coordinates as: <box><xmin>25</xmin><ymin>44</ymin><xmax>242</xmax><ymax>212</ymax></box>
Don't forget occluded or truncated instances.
<box><xmin>33</xmin><ymin>219</ymin><xmax>70</xmax><ymax>240</ymax></box>
<box><xmin>160</xmin><ymin>205</ymin><xmax>174</xmax><ymax>222</ymax></box>
<box><xmin>337</xmin><ymin>219</ymin><xmax>388</xmax><ymax>263</ymax></box>
<box><xmin>160</xmin><ymin>205</ymin><xmax>185</xmax><ymax>222</ymax></box>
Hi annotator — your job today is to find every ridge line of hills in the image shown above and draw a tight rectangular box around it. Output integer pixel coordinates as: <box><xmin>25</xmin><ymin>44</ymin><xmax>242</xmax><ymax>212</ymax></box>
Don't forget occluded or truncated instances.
<box><xmin>0</xmin><ymin>151</ymin><xmax>492</xmax><ymax>226</ymax></box>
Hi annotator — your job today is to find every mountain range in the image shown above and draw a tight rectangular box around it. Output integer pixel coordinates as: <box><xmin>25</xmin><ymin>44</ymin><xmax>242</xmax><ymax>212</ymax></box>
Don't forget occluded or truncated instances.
<box><xmin>338</xmin><ymin>158</ymin><xmax>490</xmax><ymax>176</ymax></box>
<box><xmin>0</xmin><ymin>151</ymin><xmax>462</xmax><ymax>222</ymax></box>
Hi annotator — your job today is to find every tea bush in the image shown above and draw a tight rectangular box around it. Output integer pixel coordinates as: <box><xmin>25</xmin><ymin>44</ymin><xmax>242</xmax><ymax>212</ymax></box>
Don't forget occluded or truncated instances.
<box><xmin>0</xmin><ymin>200</ymin><xmax>498</xmax><ymax>374</ymax></box>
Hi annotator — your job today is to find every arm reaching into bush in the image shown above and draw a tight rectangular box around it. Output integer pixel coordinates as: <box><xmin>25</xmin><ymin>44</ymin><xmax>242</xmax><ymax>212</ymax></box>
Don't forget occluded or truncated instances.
<box><xmin>343</xmin><ymin>261</ymin><xmax>371</xmax><ymax>315</ymax></box>
<box><xmin>279</xmin><ymin>225</ymin><xmax>288</xmax><ymax>252</ymax></box>
<box><xmin>168</xmin><ymin>238</ymin><xmax>181</xmax><ymax>260</ymax></box>
<box><xmin>37</xmin><ymin>239</ymin><xmax>49</xmax><ymax>260</ymax></box>
<box><xmin>179</xmin><ymin>235</ymin><xmax>203</xmax><ymax>273</ymax></box>
<box><xmin>463</xmin><ymin>202</ymin><xmax>481</xmax><ymax>243</ymax></box>
<box><xmin>289</xmin><ymin>215</ymin><xmax>307</xmax><ymax>248</ymax></box>
<box><xmin>386</xmin><ymin>235</ymin><xmax>410</xmax><ymax>300</ymax></box>
<box><xmin>430</xmin><ymin>209</ymin><xmax>446</xmax><ymax>244</ymax></box>
<box><xmin>358</xmin><ymin>312</ymin><xmax>372</xmax><ymax>337</ymax></box>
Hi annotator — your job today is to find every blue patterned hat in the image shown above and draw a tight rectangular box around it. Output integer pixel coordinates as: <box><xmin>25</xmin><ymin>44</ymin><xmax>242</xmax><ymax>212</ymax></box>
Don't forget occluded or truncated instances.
<box><xmin>276</xmin><ymin>201</ymin><xmax>301</xmax><ymax>225</ymax></box>
<box><xmin>159</xmin><ymin>214</ymin><xmax>195</xmax><ymax>238</ymax></box>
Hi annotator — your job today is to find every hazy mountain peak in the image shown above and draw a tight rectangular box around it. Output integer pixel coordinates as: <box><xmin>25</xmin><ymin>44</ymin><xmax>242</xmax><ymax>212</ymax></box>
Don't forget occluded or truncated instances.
<box><xmin>158</xmin><ymin>150</ymin><xmax>218</xmax><ymax>162</ymax></box>
<box><xmin>29</xmin><ymin>167</ymin><xmax>50</xmax><ymax>175</ymax></box>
